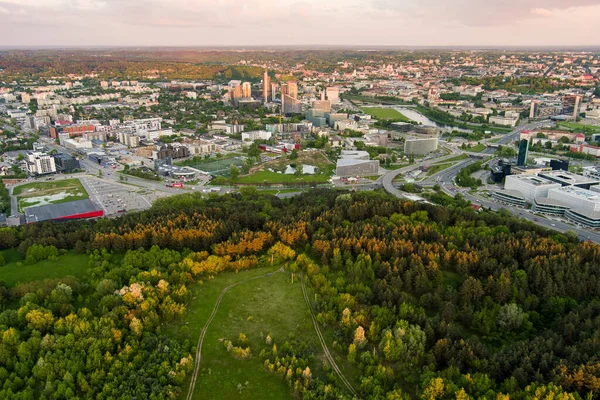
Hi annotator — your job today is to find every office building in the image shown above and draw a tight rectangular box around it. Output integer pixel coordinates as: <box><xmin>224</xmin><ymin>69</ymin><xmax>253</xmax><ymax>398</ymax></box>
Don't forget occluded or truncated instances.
<box><xmin>504</xmin><ymin>174</ymin><xmax>561</xmax><ymax>203</ymax></box>
<box><xmin>282</xmin><ymin>81</ymin><xmax>298</xmax><ymax>99</ymax></box>
<box><xmin>404</xmin><ymin>137</ymin><xmax>438</xmax><ymax>155</ymax></box>
<box><xmin>517</xmin><ymin>139</ymin><xmax>529</xmax><ymax>166</ymax></box>
<box><xmin>53</xmin><ymin>153</ymin><xmax>80</xmax><ymax>172</ymax></box>
<box><xmin>326</xmin><ymin>87</ymin><xmax>340</xmax><ymax>104</ymax></box>
<box><xmin>312</xmin><ymin>100</ymin><xmax>331</xmax><ymax>112</ymax></box>
<box><xmin>242</xmin><ymin>82</ymin><xmax>252</xmax><ymax>99</ymax></box>
<box><xmin>491</xmin><ymin>190</ymin><xmax>527</xmax><ymax>207</ymax></box>
<box><xmin>562</xmin><ymin>95</ymin><xmax>582</xmax><ymax>118</ymax></box>
<box><xmin>26</xmin><ymin>152</ymin><xmax>56</xmax><ymax>175</ymax></box>
<box><xmin>282</xmin><ymin>95</ymin><xmax>302</xmax><ymax>114</ymax></box>
<box><xmin>550</xmin><ymin>159</ymin><xmax>569</xmax><ymax>171</ymax></box>
<box><xmin>538</xmin><ymin>170</ymin><xmax>600</xmax><ymax>190</ymax></box>
<box><xmin>336</xmin><ymin>151</ymin><xmax>378</xmax><ymax>177</ymax></box>
<box><xmin>490</xmin><ymin>164</ymin><xmax>511</xmax><ymax>183</ymax></box>
<box><xmin>531</xmin><ymin>197</ymin><xmax>570</xmax><ymax>216</ymax></box>
<box><xmin>548</xmin><ymin>186</ymin><xmax>600</xmax><ymax>213</ymax></box>
<box><xmin>262</xmin><ymin>71</ymin><xmax>270</xmax><ymax>103</ymax></box>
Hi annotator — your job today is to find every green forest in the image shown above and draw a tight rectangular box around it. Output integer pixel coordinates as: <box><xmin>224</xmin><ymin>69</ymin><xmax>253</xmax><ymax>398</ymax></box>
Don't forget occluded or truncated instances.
<box><xmin>0</xmin><ymin>189</ymin><xmax>599</xmax><ymax>399</ymax></box>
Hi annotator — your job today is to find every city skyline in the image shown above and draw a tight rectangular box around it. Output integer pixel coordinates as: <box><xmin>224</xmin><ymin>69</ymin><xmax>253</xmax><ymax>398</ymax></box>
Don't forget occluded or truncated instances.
<box><xmin>0</xmin><ymin>0</ymin><xmax>599</xmax><ymax>47</ymax></box>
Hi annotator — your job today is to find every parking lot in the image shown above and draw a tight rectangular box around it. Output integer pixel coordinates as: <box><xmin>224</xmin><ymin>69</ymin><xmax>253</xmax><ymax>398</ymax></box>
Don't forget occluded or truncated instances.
<box><xmin>80</xmin><ymin>177</ymin><xmax>168</xmax><ymax>217</ymax></box>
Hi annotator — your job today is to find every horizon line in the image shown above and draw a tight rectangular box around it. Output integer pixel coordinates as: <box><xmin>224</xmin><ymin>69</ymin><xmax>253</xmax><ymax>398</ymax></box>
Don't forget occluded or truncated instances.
<box><xmin>1</xmin><ymin>44</ymin><xmax>600</xmax><ymax>51</ymax></box>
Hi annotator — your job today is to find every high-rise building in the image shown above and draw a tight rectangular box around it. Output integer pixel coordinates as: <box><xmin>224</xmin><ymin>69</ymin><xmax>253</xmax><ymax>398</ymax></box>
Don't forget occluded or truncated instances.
<box><xmin>282</xmin><ymin>81</ymin><xmax>298</xmax><ymax>99</ymax></box>
<box><xmin>26</xmin><ymin>152</ymin><xmax>56</xmax><ymax>175</ymax></box>
<box><xmin>242</xmin><ymin>82</ymin><xmax>252</xmax><ymax>99</ymax></box>
<box><xmin>517</xmin><ymin>139</ymin><xmax>529</xmax><ymax>166</ymax></box>
<box><xmin>271</xmin><ymin>83</ymin><xmax>278</xmax><ymax>102</ymax></box>
<box><xmin>262</xmin><ymin>71</ymin><xmax>270</xmax><ymax>103</ymax></box>
<box><xmin>529</xmin><ymin>100</ymin><xmax>539</xmax><ymax>119</ymax></box>
<box><xmin>281</xmin><ymin>81</ymin><xmax>301</xmax><ymax>114</ymax></box>
<box><xmin>326</xmin><ymin>87</ymin><xmax>340</xmax><ymax>104</ymax></box>
<box><xmin>563</xmin><ymin>95</ymin><xmax>582</xmax><ymax>118</ymax></box>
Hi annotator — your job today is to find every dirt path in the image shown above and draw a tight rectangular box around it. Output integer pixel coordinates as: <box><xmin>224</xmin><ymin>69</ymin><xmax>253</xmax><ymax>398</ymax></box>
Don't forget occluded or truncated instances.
<box><xmin>185</xmin><ymin>268</ymin><xmax>284</xmax><ymax>400</ymax></box>
<box><xmin>300</xmin><ymin>274</ymin><xmax>360</xmax><ymax>399</ymax></box>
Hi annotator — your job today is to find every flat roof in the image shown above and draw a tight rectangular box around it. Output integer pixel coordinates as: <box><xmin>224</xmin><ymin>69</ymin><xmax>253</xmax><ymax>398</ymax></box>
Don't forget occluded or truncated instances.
<box><xmin>340</xmin><ymin>150</ymin><xmax>370</xmax><ymax>159</ymax></box>
<box><xmin>493</xmin><ymin>189</ymin><xmax>525</xmax><ymax>200</ymax></box>
<box><xmin>533</xmin><ymin>197</ymin><xmax>570</xmax><ymax>207</ymax></box>
<box><xmin>568</xmin><ymin>208</ymin><xmax>600</xmax><ymax>221</ymax></box>
<box><xmin>24</xmin><ymin>199</ymin><xmax>99</xmax><ymax>223</ymax></box>
<box><xmin>551</xmin><ymin>186</ymin><xmax>600</xmax><ymax>201</ymax></box>
<box><xmin>539</xmin><ymin>170</ymin><xmax>600</xmax><ymax>185</ymax></box>
<box><xmin>336</xmin><ymin>159</ymin><xmax>377</xmax><ymax>167</ymax></box>
<box><xmin>507</xmin><ymin>174</ymin><xmax>558</xmax><ymax>186</ymax></box>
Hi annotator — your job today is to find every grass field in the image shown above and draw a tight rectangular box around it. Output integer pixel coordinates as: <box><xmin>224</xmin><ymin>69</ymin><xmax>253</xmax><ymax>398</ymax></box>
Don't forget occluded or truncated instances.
<box><xmin>558</xmin><ymin>122</ymin><xmax>600</xmax><ymax>134</ymax></box>
<box><xmin>167</xmin><ymin>267</ymin><xmax>324</xmax><ymax>400</ymax></box>
<box><xmin>440</xmin><ymin>154</ymin><xmax>469</xmax><ymax>163</ymax></box>
<box><xmin>14</xmin><ymin>179</ymin><xmax>89</xmax><ymax>212</ymax></box>
<box><xmin>1</xmin><ymin>249</ymin><xmax>90</xmax><ymax>286</ymax></box>
<box><xmin>361</xmin><ymin>107</ymin><xmax>411</xmax><ymax>122</ymax></box>
<box><xmin>465</xmin><ymin>143</ymin><xmax>486</xmax><ymax>152</ymax></box>
<box><xmin>231</xmin><ymin>151</ymin><xmax>334</xmax><ymax>186</ymax></box>
<box><xmin>424</xmin><ymin>162</ymin><xmax>456</xmax><ymax>177</ymax></box>
<box><xmin>236</xmin><ymin>170</ymin><xmax>331</xmax><ymax>185</ymax></box>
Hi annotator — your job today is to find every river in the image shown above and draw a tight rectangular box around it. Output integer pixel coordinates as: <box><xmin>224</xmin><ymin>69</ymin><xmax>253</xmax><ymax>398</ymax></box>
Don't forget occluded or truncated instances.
<box><xmin>394</xmin><ymin>107</ymin><xmax>472</xmax><ymax>134</ymax></box>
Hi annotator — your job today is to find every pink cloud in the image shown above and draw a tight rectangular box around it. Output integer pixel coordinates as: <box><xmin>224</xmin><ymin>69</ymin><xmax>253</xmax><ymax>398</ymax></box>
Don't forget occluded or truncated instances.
<box><xmin>531</xmin><ymin>7</ymin><xmax>553</xmax><ymax>17</ymax></box>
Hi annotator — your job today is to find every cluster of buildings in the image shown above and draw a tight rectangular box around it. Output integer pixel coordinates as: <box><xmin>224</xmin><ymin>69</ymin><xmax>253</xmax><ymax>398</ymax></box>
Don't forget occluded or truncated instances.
<box><xmin>493</xmin><ymin>169</ymin><xmax>600</xmax><ymax>228</ymax></box>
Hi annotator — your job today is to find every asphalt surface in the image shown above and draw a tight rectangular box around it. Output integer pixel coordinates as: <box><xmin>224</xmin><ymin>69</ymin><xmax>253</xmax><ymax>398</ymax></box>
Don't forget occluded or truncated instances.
<box><xmin>379</xmin><ymin>120</ymin><xmax>600</xmax><ymax>244</ymax></box>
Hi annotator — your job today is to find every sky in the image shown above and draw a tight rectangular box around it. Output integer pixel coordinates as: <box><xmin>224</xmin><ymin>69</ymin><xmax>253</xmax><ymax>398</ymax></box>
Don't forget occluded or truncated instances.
<box><xmin>0</xmin><ymin>0</ymin><xmax>599</xmax><ymax>47</ymax></box>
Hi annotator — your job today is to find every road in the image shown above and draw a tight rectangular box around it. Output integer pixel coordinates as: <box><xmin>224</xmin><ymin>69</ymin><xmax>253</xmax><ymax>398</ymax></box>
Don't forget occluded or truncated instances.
<box><xmin>378</xmin><ymin>119</ymin><xmax>600</xmax><ymax>244</ymax></box>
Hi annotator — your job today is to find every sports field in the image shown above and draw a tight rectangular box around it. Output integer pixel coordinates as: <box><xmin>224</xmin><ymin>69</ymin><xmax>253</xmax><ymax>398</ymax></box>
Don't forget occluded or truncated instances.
<box><xmin>187</xmin><ymin>158</ymin><xmax>245</xmax><ymax>177</ymax></box>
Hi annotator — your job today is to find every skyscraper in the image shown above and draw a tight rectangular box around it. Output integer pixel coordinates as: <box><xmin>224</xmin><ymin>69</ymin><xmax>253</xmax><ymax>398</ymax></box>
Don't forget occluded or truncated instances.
<box><xmin>242</xmin><ymin>82</ymin><xmax>252</xmax><ymax>99</ymax></box>
<box><xmin>517</xmin><ymin>139</ymin><xmax>529</xmax><ymax>166</ymax></box>
<box><xmin>281</xmin><ymin>81</ymin><xmax>300</xmax><ymax>114</ymax></box>
<box><xmin>326</xmin><ymin>87</ymin><xmax>339</xmax><ymax>104</ymax></box>
<box><xmin>271</xmin><ymin>83</ymin><xmax>278</xmax><ymax>102</ymax></box>
<box><xmin>282</xmin><ymin>81</ymin><xmax>298</xmax><ymax>99</ymax></box>
<box><xmin>262</xmin><ymin>70</ymin><xmax>270</xmax><ymax>103</ymax></box>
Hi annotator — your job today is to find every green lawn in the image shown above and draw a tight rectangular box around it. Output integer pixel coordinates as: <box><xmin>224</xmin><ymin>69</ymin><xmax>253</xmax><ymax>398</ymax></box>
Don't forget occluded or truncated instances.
<box><xmin>257</xmin><ymin>189</ymin><xmax>306</xmax><ymax>195</ymax></box>
<box><xmin>424</xmin><ymin>163</ymin><xmax>456</xmax><ymax>177</ymax></box>
<box><xmin>0</xmin><ymin>250</ymin><xmax>90</xmax><ymax>286</ymax></box>
<box><xmin>440</xmin><ymin>154</ymin><xmax>468</xmax><ymax>163</ymax></box>
<box><xmin>14</xmin><ymin>178</ymin><xmax>89</xmax><ymax>212</ymax></box>
<box><xmin>235</xmin><ymin>170</ymin><xmax>331</xmax><ymax>185</ymax></box>
<box><xmin>361</xmin><ymin>107</ymin><xmax>411</xmax><ymax>122</ymax></box>
<box><xmin>558</xmin><ymin>122</ymin><xmax>600</xmax><ymax>134</ymax></box>
<box><xmin>465</xmin><ymin>143</ymin><xmax>487</xmax><ymax>152</ymax></box>
<box><xmin>166</xmin><ymin>267</ymin><xmax>324</xmax><ymax>400</ymax></box>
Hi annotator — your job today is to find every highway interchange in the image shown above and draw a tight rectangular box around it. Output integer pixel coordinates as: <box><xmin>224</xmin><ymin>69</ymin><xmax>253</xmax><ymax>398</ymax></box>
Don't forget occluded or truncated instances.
<box><xmin>379</xmin><ymin>120</ymin><xmax>600</xmax><ymax>244</ymax></box>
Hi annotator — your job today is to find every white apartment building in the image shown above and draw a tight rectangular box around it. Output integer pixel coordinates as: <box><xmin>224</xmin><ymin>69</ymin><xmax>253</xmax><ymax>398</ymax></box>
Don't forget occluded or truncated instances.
<box><xmin>242</xmin><ymin>130</ymin><xmax>272</xmax><ymax>142</ymax></box>
<box><xmin>26</xmin><ymin>152</ymin><xmax>56</xmax><ymax>175</ymax></box>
